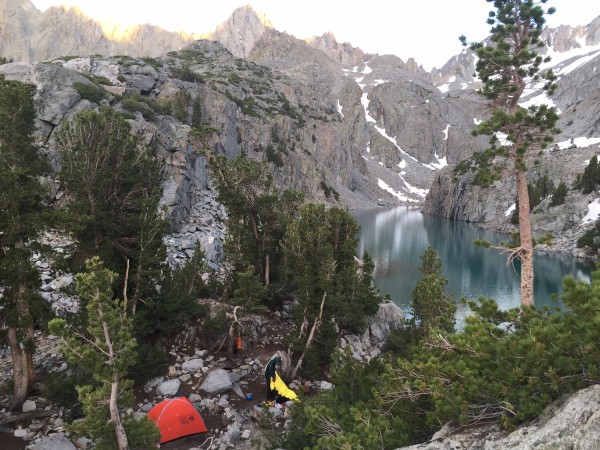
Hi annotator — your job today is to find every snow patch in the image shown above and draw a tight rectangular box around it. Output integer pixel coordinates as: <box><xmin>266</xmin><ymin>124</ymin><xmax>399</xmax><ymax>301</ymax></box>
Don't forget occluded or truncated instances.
<box><xmin>519</xmin><ymin>91</ymin><xmax>558</xmax><ymax>110</ymax></box>
<box><xmin>556</xmin><ymin>137</ymin><xmax>600</xmax><ymax>150</ymax></box>
<box><xmin>443</xmin><ymin>124</ymin><xmax>450</xmax><ymax>140</ymax></box>
<box><xmin>377</xmin><ymin>179</ymin><xmax>420</xmax><ymax>203</ymax></box>
<box><xmin>581</xmin><ymin>198</ymin><xmax>600</xmax><ymax>224</ymax></box>
<box><xmin>361</xmin><ymin>93</ymin><xmax>377</xmax><ymax>124</ymax></box>
<box><xmin>504</xmin><ymin>203</ymin><xmax>516</xmax><ymax>217</ymax></box>
<box><xmin>400</xmin><ymin>175</ymin><xmax>429</xmax><ymax>198</ymax></box>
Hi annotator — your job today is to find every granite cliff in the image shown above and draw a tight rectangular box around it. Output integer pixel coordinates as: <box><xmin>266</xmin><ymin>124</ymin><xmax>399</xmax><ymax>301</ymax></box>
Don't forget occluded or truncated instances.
<box><xmin>2</xmin><ymin>0</ymin><xmax>600</xmax><ymax>252</ymax></box>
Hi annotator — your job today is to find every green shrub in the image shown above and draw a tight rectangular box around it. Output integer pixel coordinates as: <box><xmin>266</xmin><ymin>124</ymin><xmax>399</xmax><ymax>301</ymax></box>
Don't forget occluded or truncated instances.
<box><xmin>172</xmin><ymin>89</ymin><xmax>191</xmax><ymax>123</ymax></box>
<box><xmin>121</xmin><ymin>97</ymin><xmax>155</xmax><ymax>120</ymax></box>
<box><xmin>117</xmin><ymin>110</ymin><xmax>136</xmax><ymax>120</ymax></box>
<box><xmin>120</xmin><ymin>93</ymin><xmax>171</xmax><ymax>121</ymax></box>
<box><xmin>73</xmin><ymin>82</ymin><xmax>105</xmax><ymax>103</ymax></box>
<box><xmin>198</xmin><ymin>307</ymin><xmax>229</xmax><ymax>346</ymax></box>
<box><xmin>283</xmin><ymin>349</ymin><xmax>414</xmax><ymax>450</ymax></box>
<box><xmin>576</xmin><ymin>155</ymin><xmax>600</xmax><ymax>193</ymax></box>
<box><xmin>535</xmin><ymin>232</ymin><xmax>553</xmax><ymax>246</ymax></box>
<box><xmin>550</xmin><ymin>181</ymin><xmax>568</xmax><ymax>206</ymax></box>
<box><xmin>84</xmin><ymin>73</ymin><xmax>112</xmax><ymax>86</ymax></box>
<box><xmin>171</xmin><ymin>64</ymin><xmax>202</xmax><ymax>82</ymax></box>
<box><xmin>141</xmin><ymin>57</ymin><xmax>162</xmax><ymax>70</ymax></box>
<box><xmin>379</xmin><ymin>281</ymin><xmax>600</xmax><ymax>432</ymax></box>
<box><xmin>266</xmin><ymin>144</ymin><xmax>284</xmax><ymax>167</ymax></box>
<box><xmin>43</xmin><ymin>370</ymin><xmax>86</xmax><ymax>409</ymax></box>
<box><xmin>129</xmin><ymin>342</ymin><xmax>168</xmax><ymax>383</ymax></box>
<box><xmin>577</xmin><ymin>220</ymin><xmax>600</xmax><ymax>250</ymax></box>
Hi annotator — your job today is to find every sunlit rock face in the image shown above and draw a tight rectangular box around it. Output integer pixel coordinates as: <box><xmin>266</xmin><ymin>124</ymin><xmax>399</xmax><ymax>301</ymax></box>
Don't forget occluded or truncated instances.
<box><xmin>0</xmin><ymin>0</ymin><xmax>201</xmax><ymax>63</ymax></box>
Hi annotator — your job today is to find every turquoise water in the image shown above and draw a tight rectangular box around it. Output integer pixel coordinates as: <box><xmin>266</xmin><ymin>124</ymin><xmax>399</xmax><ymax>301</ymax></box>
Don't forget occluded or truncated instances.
<box><xmin>352</xmin><ymin>207</ymin><xmax>594</xmax><ymax>324</ymax></box>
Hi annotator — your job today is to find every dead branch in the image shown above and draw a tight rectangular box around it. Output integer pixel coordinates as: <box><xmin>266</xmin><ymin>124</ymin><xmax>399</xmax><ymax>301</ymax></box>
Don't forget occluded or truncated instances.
<box><xmin>465</xmin><ymin>401</ymin><xmax>516</xmax><ymax>425</ymax></box>
<box><xmin>0</xmin><ymin>409</ymin><xmax>60</xmax><ymax>426</ymax></box>
<box><xmin>214</xmin><ymin>305</ymin><xmax>244</xmax><ymax>355</ymax></box>
<box><xmin>490</xmin><ymin>245</ymin><xmax>525</xmax><ymax>275</ymax></box>
<box><xmin>291</xmin><ymin>291</ymin><xmax>327</xmax><ymax>379</ymax></box>
<box><xmin>423</xmin><ymin>334</ymin><xmax>483</xmax><ymax>358</ymax></box>
<box><xmin>317</xmin><ymin>414</ymin><xmax>342</xmax><ymax>437</ymax></box>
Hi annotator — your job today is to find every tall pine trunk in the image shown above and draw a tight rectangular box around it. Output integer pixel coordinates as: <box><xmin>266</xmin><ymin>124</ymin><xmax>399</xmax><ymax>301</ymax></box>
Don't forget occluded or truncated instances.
<box><xmin>516</xmin><ymin>169</ymin><xmax>534</xmax><ymax>306</ymax></box>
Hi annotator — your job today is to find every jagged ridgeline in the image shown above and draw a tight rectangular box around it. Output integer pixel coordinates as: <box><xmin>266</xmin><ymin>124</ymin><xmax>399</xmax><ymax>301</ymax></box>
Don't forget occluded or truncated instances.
<box><xmin>1</xmin><ymin>0</ymin><xmax>600</xmax><ymax>250</ymax></box>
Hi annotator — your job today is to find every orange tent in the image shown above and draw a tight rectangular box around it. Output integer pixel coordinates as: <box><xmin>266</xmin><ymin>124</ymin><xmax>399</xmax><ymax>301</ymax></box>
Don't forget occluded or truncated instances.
<box><xmin>147</xmin><ymin>397</ymin><xmax>208</xmax><ymax>443</ymax></box>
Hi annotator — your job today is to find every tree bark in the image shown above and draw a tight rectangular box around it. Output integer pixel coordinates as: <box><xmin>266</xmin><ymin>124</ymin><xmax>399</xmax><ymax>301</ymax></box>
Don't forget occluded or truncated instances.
<box><xmin>111</xmin><ymin>376</ymin><xmax>129</xmax><ymax>450</ymax></box>
<box><xmin>98</xmin><ymin>294</ymin><xmax>129</xmax><ymax>450</ymax></box>
<box><xmin>7</xmin><ymin>326</ymin><xmax>31</xmax><ymax>410</ymax></box>
<box><xmin>264</xmin><ymin>254</ymin><xmax>270</xmax><ymax>286</ymax></box>
<box><xmin>8</xmin><ymin>288</ymin><xmax>35</xmax><ymax>411</ymax></box>
<box><xmin>516</xmin><ymin>169</ymin><xmax>534</xmax><ymax>306</ymax></box>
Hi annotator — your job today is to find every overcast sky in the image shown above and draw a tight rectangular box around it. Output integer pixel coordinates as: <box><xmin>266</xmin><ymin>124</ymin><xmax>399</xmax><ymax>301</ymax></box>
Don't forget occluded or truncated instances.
<box><xmin>30</xmin><ymin>0</ymin><xmax>600</xmax><ymax>70</ymax></box>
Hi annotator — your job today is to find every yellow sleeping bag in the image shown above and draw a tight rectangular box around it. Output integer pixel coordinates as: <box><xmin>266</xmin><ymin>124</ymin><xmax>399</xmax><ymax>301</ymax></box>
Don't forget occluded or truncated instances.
<box><xmin>269</xmin><ymin>372</ymin><xmax>298</xmax><ymax>401</ymax></box>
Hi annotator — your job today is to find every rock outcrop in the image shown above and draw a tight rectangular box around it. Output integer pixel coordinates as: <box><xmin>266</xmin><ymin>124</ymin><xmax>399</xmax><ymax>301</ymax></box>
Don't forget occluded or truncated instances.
<box><xmin>422</xmin><ymin>140</ymin><xmax>600</xmax><ymax>256</ymax></box>
<box><xmin>341</xmin><ymin>301</ymin><xmax>404</xmax><ymax>360</ymax></box>
<box><xmin>400</xmin><ymin>384</ymin><xmax>600</xmax><ymax>450</ymax></box>
<box><xmin>208</xmin><ymin>4</ymin><xmax>273</xmax><ymax>59</ymax></box>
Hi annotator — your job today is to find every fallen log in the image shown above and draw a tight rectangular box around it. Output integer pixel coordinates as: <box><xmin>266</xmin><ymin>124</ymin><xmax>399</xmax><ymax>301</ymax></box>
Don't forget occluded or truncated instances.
<box><xmin>0</xmin><ymin>408</ymin><xmax>59</xmax><ymax>426</ymax></box>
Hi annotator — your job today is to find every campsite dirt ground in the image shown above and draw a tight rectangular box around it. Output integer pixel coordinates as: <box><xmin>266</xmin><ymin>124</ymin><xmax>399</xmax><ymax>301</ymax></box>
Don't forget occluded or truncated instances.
<box><xmin>0</xmin><ymin>313</ymin><xmax>297</xmax><ymax>449</ymax></box>
<box><xmin>143</xmin><ymin>314</ymin><xmax>295</xmax><ymax>450</ymax></box>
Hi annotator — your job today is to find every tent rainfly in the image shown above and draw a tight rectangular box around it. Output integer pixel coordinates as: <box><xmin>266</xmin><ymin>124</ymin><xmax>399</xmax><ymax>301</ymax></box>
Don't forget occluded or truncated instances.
<box><xmin>147</xmin><ymin>397</ymin><xmax>208</xmax><ymax>443</ymax></box>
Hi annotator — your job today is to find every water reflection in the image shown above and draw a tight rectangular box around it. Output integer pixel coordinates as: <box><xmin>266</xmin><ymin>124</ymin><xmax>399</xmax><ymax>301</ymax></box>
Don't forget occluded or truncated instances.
<box><xmin>353</xmin><ymin>207</ymin><xmax>594</xmax><ymax>323</ymax></box>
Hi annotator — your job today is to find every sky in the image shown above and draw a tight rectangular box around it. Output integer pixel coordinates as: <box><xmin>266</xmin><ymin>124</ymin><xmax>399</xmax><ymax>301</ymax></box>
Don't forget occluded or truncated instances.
<box><xmin>30</xmin><ymin>0</ymin><xmax>600</xmax><ymax>71</ymax></box>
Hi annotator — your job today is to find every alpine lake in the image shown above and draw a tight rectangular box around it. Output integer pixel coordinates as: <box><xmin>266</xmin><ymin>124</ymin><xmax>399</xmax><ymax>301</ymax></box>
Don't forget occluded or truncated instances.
<box><xmin>351</xmin><ymin>206</ymin><xmax>595</xmax><ymax>326</ymax></box>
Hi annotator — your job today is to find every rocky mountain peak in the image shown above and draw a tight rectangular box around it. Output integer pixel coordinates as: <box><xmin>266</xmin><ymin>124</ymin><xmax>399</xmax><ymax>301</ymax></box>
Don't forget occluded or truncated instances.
<box><xmin>208</xmin><ymin>5</ymin><xmax>274</xmax><ymax>58</ymax></box>
<box><xmin>304</xmin><ymin>31</ymin><xmax>366</xmax><ymax>67</ymax></box>
<box><xmin>541</xmin><ymin>16</ymin><xmax>600</xmax><ymax>53</ymax></box>
<box><xmin>1</xmin><ymin>0</ymin><xmax>37</xmax><ymax>14</ymax></box>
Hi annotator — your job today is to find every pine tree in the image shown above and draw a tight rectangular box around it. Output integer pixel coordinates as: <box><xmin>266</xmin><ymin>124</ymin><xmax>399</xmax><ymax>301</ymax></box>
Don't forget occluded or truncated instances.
<box><xmin>550</xmin><ymin>180</ymin><xmax>568</xmax><ymax>206</ymax></box>
<box><xmin>49</xmin><ymin>258</ymin><xmax>160</xmax><ymax>450</ymax></box>
<box><xmin>460</xmin><ymin>0</ymin><xmax>560</xmax><ymax>306</ymax></box>
<box><xmin>411</xmin><ymin>246</ymin><xmax>456</xmax><ymax>336</ymax></box>
<box><xmin>579</xmin><ymin>155</ymin><xmax>599</xmax><ymax>194</ymax></box>
<box><xmin>55</xmin><ymin>106</ymin><xmax>167</xmax><ymax>316</ymax></box>
<box><xmin>191</xmin><ymin>96</ymin><xmax>203</xmax><ymax>129</ymax></box>
<box><xmin>208</xmin><ymin>154</ymin><xmax>303</xmax><ymax>290</ymax></box>
<box><xmin>282</xmin><ymin>203</ymin><xmax>380</xmax><ymax>377</ymax></box>
<box><xmin>0</xmin><ymin>75</ymin><xmax>52</xmax><ymax>409</ymax></box>
<box><xmin>172</xmin><ymin>89</ymin><xmax>192</xmax><ymax>124</ymax></box>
